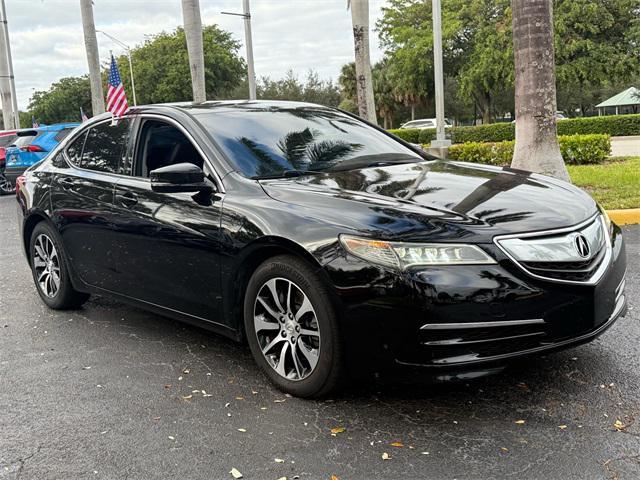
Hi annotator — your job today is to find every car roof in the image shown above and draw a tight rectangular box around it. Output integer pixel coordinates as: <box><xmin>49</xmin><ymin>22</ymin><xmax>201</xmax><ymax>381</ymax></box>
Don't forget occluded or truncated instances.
<box><xmin>86</xmin><ymin>100</ymin><xmax>334</xmax><ymax>122</ymax></box>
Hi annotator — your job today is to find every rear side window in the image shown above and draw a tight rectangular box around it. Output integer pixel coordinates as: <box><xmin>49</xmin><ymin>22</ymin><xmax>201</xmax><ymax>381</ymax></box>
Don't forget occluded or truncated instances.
<box><xmin>0</xmin><ymin>135</ymin><xmax>16</xmax><ymax>148</ymax></box>
<box><xmin>54</xmin><ymin>128</ymin><xmax>75</xmax><ymax>142</ymax></box>
<box><xmin>13</xmin><ymin>134</ymin><xmax>37</xmax><ymax>148</ymax></box>
<box><xmin>81</xmin><ymin>120</ymin><xmax>131</xmax><ymax>173</ymax></box>
<box><xmin>66</xmin><ymin>131</ymin><xmax>88</xmax><ymax>166</ymax></box>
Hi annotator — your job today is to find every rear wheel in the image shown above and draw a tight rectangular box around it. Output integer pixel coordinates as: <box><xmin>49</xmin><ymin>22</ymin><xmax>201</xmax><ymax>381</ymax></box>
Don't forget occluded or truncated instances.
<box><xmin>244</xmin><ymin>255</ymin><xmax>344</xmax><ymax>398</ymax></box>
<box><xmin>0</xmin><ymin>174</ymin><xmax>14</xmax><ymax>195</ymax></box>
<box><xmin>29</xmin><ymin>222</ymin><xmax>90</xmax><ymax>309</ymax></box>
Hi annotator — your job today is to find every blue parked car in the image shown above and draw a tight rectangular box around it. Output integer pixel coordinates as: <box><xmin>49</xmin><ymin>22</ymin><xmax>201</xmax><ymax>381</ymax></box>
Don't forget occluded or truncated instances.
<box><xmin>3</xmin><ymin>123</ymin><xmax>79</xmax><ymax>190</ymax></box>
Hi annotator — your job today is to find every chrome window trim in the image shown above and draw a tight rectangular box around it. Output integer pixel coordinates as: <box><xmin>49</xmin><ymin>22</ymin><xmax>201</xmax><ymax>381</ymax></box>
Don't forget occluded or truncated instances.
<box><xmin>493</xmin><ymin>213</ymin><xmax>613</xmax><ymax>286</ymax></box>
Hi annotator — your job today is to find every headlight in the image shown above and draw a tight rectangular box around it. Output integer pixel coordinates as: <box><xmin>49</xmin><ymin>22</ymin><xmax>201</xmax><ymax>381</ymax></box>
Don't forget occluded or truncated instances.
<box><xmin>340</xmin><ymin>235</ymin><xmax>496</xmax><ymax>269</ymax></box>
<box><xmin>600</xmin><ymin>207</ymin><xmax>612</xmax><ymax>235</ymax></box>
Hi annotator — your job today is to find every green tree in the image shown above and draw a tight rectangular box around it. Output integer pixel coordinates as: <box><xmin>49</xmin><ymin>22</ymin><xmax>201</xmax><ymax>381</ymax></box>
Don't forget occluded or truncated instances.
<box><xmin>554</xmin><ymin>0</ymin><xmax>640</xmax><ymax>115</ymax></box>
<box><xmin>28</xmin><ymin>76</ymin><xmax>92</xmax><ymax>124</ymax></box>
<box><xmin>254</xmin><ymin>70</ymin><xmax>341</xmax><ymax>107</ymax></box>
<box><xmin>116</xmin><ymin>25</ymin><xmax>246</xmax><ymax>104</ymax></box>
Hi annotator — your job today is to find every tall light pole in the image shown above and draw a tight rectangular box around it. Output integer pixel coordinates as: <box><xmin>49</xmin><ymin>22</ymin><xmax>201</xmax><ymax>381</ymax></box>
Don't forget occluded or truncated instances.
<box><xmin>96</xmin><ymin>30</ymin><xmax>137</xmax><ymax>106</ymax></box>
<box><xmin>80</xmin><ymin>0</ymin><xmax>105</xmax><ymax>115</ymax></box>
<box><xmin>0</xmin><ymin>0</ymin><xmax>19</xmax><ymax>128</ymax></box>
<box><xmin>431</xmin><ymin>0</ymin><xmax>450</xmax><ymax>148</ymax></box>
<box><xmin>221</xmin><ymin>0</ymin><xmax>256</xmax><ymax>100</ymax></box>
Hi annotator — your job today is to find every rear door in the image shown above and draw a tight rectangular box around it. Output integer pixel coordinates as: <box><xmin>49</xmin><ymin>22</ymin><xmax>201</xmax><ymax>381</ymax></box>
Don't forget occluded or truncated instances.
<box><xmin>110</xmin><ymin>116</ymin><xmax>226</xmax><ymax>325</ymax></box>
<box><xmin>50</xmin><ymin>118</ymin><xmax>133</xmax><ymax>290</ymax></box>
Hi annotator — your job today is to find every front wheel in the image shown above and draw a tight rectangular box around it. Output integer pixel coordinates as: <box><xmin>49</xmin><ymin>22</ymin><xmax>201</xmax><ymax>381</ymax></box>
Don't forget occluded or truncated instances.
<box><xmin>29</xmin><ymin>222</ymin><xmax>90</xmax><ymax>309</ymax></box>
<box><xmin>244</xmin><ymin>255</ymin><xmax>344</xmax><ymax>398</ymax></box>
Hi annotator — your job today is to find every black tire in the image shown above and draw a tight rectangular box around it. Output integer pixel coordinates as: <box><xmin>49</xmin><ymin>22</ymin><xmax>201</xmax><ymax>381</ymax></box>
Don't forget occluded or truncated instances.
<box><xmin>29</xmin><ymin>221</ymin><xmax>90</xmax><ymax>310</ymax></box>
<box><xmin>244</xmin><ymin>255</ymin><xmax>344</xmax><ymax>398</ymax></box>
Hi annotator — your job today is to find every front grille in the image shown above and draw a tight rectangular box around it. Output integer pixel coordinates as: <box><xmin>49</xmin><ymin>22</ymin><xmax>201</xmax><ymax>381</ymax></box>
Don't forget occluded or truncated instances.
<box><xmin>495</xmin><ymin>215</ymin><xmax>611</xmax><ymax>284</ymax></box>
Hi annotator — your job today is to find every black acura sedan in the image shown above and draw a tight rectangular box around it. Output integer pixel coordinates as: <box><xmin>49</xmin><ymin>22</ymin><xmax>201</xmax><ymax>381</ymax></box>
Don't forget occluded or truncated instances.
<box><xmin>16</xmin><ymin>101</ymin><xmax>626</xmax><ymax>397</ymax></box>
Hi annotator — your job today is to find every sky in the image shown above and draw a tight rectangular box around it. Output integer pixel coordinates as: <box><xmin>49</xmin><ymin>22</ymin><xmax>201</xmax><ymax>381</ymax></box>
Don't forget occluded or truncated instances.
<box><xmin>6</xmin><ymin>0</ymin><xmax>388</xmax><ymax>109</ymax></box>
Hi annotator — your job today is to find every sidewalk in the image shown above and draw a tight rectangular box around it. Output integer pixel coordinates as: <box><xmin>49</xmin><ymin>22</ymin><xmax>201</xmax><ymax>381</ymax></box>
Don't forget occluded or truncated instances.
<box><xmin>611</xmin><ymin>136</ymin><xmax>640</xmax><ymax>157</ymax></box>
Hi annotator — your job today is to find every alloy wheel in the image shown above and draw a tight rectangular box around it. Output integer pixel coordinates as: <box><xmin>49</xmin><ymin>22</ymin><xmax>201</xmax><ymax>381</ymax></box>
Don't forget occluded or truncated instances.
<box><xmin>253</xmin><ymin>277</ymin><xmax>320</xmax><ymax>381</ymax></box>
<box><xmin>0</xmin><ymin>175</ymin><xmax>14</xmax><ymax>194</ymax></box>
<box><xmin>33</xmin><ymin>234</ymin><xmax>61</xmax><ymax>298</ymax></box>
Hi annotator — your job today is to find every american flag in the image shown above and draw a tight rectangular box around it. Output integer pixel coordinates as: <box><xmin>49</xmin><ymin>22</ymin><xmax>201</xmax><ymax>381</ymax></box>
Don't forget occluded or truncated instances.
<box><xmin>106</xmin><ymin>54</ymin><xmax>129</xmax><ymax>117</ymax></box>
<box><xmin>32</xmin><ymin>116</ymin><xmax>39</xmax><ymax>128</ymax></box>
<box><xmin>80</xmin><ymin>107</ymin><xmax>89</xmax><ymax>123</ymax></box>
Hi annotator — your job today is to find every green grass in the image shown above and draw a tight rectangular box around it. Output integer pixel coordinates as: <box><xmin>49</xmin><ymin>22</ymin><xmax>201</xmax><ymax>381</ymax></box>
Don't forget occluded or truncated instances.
<box><xmin>569</xmin><ymin>157</ymin><xmax>640</xmax><ymax>210</ymax></box>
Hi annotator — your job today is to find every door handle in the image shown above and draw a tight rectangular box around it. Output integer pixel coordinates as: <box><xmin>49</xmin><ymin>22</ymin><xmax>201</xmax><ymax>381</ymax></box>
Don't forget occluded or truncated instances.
<box><xmin>116</xmin><ymin>191</ymin><xmax>138</xmax><ymax>206</ymax></box>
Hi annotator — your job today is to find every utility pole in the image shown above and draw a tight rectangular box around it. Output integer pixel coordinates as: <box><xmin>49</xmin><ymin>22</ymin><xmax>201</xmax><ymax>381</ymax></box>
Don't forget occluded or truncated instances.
<box><xmin>243</xmin><ymin>0</ymin><xmax>256</xmax><ymax>100</ymax></box>
<box><xmin>221</xmin><ymin>0</ymin><xmax>257</xmax><ymax>100</ymax></box>
<box><xmin>80</xmin><ymin>0</ymin><xmax>105</xmax><ymax>115</ymax></box>
<box><xmin>0</xmin><ymin>0</ymin><xmax>19</xmax><ymax>129</ymax></box>
<box><xmin>431</xmin><ymin>0</ymin><xmax>450</xmax><ymax>148</ymax></box>
<box><xmin>181</xmin><ymin>0</ymin><xmax>206</xmax><ymax>103</ymax></box>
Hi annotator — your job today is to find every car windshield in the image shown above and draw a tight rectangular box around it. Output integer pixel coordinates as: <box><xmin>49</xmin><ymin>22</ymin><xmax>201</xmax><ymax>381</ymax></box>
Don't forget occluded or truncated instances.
<box><xmin>196</xmin><ymin>106</ymin><xmax>427</xmax><ymax>179</ymax></box>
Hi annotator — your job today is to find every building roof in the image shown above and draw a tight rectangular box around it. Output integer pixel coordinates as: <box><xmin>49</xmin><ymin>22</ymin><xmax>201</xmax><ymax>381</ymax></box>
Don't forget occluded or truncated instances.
<box><xmin>596</xmin><ymin>87</ymin><xmax>640</xmax><ymax>108</ymax></box>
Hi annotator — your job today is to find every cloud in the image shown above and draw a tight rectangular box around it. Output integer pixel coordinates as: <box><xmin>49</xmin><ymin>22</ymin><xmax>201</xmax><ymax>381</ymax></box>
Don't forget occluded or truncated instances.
<box><xmin>6</xmin><ymin>0</ymin><xmax>388</xmax><ymax>109</ymax></box>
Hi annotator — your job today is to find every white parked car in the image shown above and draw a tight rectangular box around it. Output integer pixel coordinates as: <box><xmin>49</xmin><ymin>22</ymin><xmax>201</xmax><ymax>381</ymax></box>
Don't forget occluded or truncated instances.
<box><xmin>400</xmin><ymin>118</ymin><xmax>452</xmax><ymax>129</ymax></box>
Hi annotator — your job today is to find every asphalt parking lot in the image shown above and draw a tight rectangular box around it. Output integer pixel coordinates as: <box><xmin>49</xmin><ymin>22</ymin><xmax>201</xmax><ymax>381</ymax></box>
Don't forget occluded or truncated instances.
<box><xmin>1</xmin><ymin>194</ymin><xmax>639</xmax><ymax>480</ymax></box>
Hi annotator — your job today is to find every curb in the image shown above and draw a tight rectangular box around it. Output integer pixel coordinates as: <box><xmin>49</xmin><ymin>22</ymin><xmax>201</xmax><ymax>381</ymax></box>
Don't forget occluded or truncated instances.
<box><xmin>607</xmin><ymin>209</ymin><xmax>640</xmax><ymax>226</ymax></box>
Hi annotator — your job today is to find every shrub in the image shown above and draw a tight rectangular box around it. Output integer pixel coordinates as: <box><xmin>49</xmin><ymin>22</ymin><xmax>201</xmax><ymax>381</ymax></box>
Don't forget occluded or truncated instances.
<box><xmin>387</xmin><ymin>128</ymin><xmax>421</xmax><ymax>143</ymax></box>
<box><xmin>445</xmin><ymin>134</ymin><xmax>611</xmax><ymax>166</ymax></box>
<box><xmin>393</xmin><ymin>114</ymin><xmax>640</xmax><ymax>145</ymax></box>
<box><xmin>558</xmin><ymin>134</ymin><xmax>611</xmax><ymax>164</ymax></box>
<box><xmin>447</xmin><ymin>141</ymin><xmax>514</xmax><ymax>166</ymax></box>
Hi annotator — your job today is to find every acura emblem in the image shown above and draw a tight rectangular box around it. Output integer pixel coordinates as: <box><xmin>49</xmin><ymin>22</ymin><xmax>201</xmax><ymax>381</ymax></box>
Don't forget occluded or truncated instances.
<box><xmin>574</xmin><ymin>234</ymin><xmax>590</xmax><ymax>258</ymax></box>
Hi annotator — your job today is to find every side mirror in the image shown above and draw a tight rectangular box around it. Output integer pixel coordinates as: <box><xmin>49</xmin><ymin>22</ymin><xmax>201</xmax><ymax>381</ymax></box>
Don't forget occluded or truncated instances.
<box><xmin>150</xmin><ymin>162</ymin><xmax>213</xmax><ymax>194</ymax></box>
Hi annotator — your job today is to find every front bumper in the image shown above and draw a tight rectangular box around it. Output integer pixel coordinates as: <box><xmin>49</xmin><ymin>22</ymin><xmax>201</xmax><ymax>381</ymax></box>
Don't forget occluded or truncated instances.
<box><xmin>324</xmin><ymin>224</ymin><xmax>627</xmax><ymax>378</ymax></box>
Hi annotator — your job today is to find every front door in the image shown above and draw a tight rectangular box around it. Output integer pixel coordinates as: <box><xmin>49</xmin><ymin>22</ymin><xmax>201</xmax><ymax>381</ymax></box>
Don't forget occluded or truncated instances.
<box><xmin>110</xmin><ymin>118</ymin><xmax>225</xmax><ymax>325</ymax></box>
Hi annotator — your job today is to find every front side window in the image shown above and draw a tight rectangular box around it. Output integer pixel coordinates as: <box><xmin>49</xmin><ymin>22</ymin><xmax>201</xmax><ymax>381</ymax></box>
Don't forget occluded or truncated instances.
<box><xmin>134</xmin><ymin>119</ymin><xmax>204</xmax><ymax>177</ymax></box>
<box><xmin>195</xmin><ymin>106</ymin><xmax>428</xmax><ymax>179</ymax></box>
<box><xmin>81</xmin><ymin>120</ymin><xmax>131</xmax><ymax>173</ymax></box>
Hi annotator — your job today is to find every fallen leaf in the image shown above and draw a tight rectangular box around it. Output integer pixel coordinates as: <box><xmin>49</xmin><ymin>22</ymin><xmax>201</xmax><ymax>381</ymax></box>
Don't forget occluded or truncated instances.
<box><xmin>331</xmin><ymin>476</ymin><xmax>340</xmax><ymax>480</ymax></box>
<box><xmin>164</xmin><ymin>384</ymin><xmax>171</xmax><ymax>389</ymax></box>
<box><xmin>501</xmin><ymin>447</ymin><xmax>509</xmax><ymax>452</ymax></box>
<box><xmin>277</xmin><ymin>477</ymin><xmax>287</xmax><ymax>480</ymax></box>
<box><xmin>614</xmin><ymin>419</ymin><xmax>625</xmax><ymax>431</ymax></box>
<box><xmin>390</xmin><ymin>442</ymin><xmax>404</xmax><ymax>448</ymax></box>
<box><xmin>330</xmin><ymin>427</ymin><xmax>346</xmax><ymax>435</ymax></box>
<box><xmin>558</xmin><ymin>425</ymin><xmax>567</xmax><ymax>430</ymax></box>
<box><xmin>237</xmin><ymin>428</ymin><xmax>247</xmax><ymax>432</ymax></box>
<box><xmin>183</xmin><ymin>368</ymin><xmax>190</xmax><ymax>374</ymax></box>
<box><xmin>181</xmin><ymin>395</ymin><xmax>193</xmax><ymax>401</ymax></box>
<box><xmin>229</xmin><ymin>468</ymin><xmax>243</xmax><ymax>479</ymax></box>
<box><xmin>274</xmin><ymin>399</ymin><xmax>286</xmax><ymax>403</ymax></box>
<box><xmin>274</xmin><ymin>458</ymin><xmax>285</xmax><ymax>463</ymax></box>
<box><xmin>382</xmin><ymin>452</ymin><xmax>391</xmax><ymax>460</ymax></box>
<box><xmin>236</xmin><ymin>396</ymin><xmax>244</xmax><ymax>400</ymax></box>
<box><xmin>168</xmin><ymin>436</ymin><xmax>175</xmax><ymax>441</ymax></box>
<box><xmin>514</xmin><ymin>420</ymin><xmax>526</xmax><ymax>425</ymax></box>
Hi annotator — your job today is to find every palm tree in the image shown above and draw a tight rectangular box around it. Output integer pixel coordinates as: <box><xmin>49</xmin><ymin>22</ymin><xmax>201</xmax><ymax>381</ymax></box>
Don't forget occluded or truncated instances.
<box><xmin>348</xmin><ymin>0</ymin><xmax>377</xmax><ymax>124</ymax></box>
<box><xmin>181</xmin><ymin>0</ymin><xmax>206</xmax><ymax>102</ymax></box>
<box><xmin>511</xmin><ymin>0</ymin><xmax>569</xmax><ymax>182</ymax></box>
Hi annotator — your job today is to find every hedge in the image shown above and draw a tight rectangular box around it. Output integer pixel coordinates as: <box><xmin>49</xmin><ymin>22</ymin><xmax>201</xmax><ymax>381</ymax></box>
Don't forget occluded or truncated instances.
<box><xmin>446</xmin><ymin>134</ymin><xmax>611</xmax><ymax>166</ymax></box>
<box><xmin>388</xmin><ymin>113</ymin><xmax>640</xmax><ymax>145</ymax></box>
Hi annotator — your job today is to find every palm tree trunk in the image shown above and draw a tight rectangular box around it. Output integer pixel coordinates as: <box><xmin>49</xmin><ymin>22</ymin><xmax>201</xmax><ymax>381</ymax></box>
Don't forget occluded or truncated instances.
<box><xmin>349</xmin><ymin>0</ymin><xmax>377</xmax><ymax>124</ymax></box>
<box><xmin>511</xmin><ymin>0</ymin><xmax>569</xmax><ymax>182</ymax></box>
<box><xmin>181</xmin><ymin>0</ymin><xmax>206</xmax><ymax>103</ymax></box>
<box><xmin>80</xmin><ymin>0</ymin><xmax>104</xmax><ymax>115</ymax></box>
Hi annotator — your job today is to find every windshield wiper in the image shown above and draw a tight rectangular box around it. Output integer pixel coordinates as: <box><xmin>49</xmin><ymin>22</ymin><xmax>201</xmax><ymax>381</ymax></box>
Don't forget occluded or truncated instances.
<box><xmin>254</xmin><ymin>169</ymin><xmax>324</xmax><ymax>180</ymax></box>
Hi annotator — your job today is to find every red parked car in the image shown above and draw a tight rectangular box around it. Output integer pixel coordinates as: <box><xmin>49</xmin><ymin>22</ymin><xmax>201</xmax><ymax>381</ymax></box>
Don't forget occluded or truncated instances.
<box><xmin>0</xmin><ymin>129</ymin><xmax>18</xmax><ymax>195</ymax></box>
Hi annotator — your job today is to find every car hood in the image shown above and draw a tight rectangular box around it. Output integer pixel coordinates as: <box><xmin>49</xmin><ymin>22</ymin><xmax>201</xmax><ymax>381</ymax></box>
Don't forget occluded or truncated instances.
<box><xmin>258</xmin><ymin>160</ymin><xmax>598</xmax><ymax>243</ymax></box>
